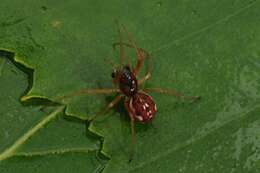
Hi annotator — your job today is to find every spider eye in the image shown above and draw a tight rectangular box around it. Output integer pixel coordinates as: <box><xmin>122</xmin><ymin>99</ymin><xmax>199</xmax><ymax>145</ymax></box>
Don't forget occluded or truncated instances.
<box><xmin>111</xmin><ymin>72</ymin><xmax>115</xmax><ymax>78</ymax></box>
<box><xmin>124</xmin><ymin>65</ymin><xmax>131</xmax><ymax>71</ymax></box>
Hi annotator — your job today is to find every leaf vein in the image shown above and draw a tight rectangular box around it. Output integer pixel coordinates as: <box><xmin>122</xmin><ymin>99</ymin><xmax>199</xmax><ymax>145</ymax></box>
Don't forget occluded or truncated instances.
<box><xmin>0</xmin><ymin>106</ymin><xmax>65</xmax><ymax>161</ymax></box>
<box><xmin>14</xmin><ymin>147</ymin><xmax>95</xmax><ymax>157</ymax></box>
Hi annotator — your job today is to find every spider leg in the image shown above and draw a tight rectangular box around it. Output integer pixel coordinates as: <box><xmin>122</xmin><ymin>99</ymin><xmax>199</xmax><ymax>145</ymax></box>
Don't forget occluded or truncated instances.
<box><xmin>114</xmin><ymin>20</ymin><xmax>126</xmax><ymax>65</ymax></box>
<box><xmin>129</xmin><ymin>115</ymin><xmax>136</xmax><ymax>162</ymax></box>
<box><xmin>113</xmin><ymin>42</ymin><xmax>152</xmax><ymax>84</ymax></box>
<box><xmin>113</xmin><ymin>42</ymin><xmax>133</xmax><ymax>50</ymax></box>
<box><xmin>137</xmin><ymin>51</ymin><xmax>152</xmax><ymax>85</ymax></box>
<box><xmin>143</xmin><ymin>87</ymin><xmax>201</xmax><ymax>102</ymax></box>
<box><xmin>90</xmin><ymin>94</ymin><xmax>124</xmax><ymax>121</ymax></box>
<box><xmin>121</xmin><ymin>25</ymin><xmax>146</xmax><ymax>75</ymax></box>
<box><xmin>58</xmin><ymin>88</ymin><xmax>121</xmax><ymax>101</ymax></box>
<box><xmin>40</xmin><ymin>88</ymin><xmax>121</xmax><ymax>112</ymax></box>
<box><xmin>124</xmin><ymin>99</ymin><xmax>136</xmax><ymax>162</ymax></box>
<box><xmin>138</xmin><ymin>72</ymin><xmax>151</xmax><ymax>85</ymax></box>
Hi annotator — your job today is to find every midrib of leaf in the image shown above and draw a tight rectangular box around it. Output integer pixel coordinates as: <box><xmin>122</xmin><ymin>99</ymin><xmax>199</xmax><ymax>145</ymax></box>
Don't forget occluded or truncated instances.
<box><xmin>0</xmin><ymin>106</ymin><xmax>65</xmax><ymax>161</ymax></box>
<box><xmin>15</xmin><ymin>147</ymin><xmax>95</xmax><ymax>157</ymax></box>
<box><xmin>128</xmin><ymin>103</ymin><xmax>260</xmax><ymax>172</ymax></box>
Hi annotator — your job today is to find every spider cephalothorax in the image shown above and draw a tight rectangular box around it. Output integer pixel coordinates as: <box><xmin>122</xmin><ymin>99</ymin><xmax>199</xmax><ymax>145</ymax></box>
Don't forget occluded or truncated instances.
<box><xmin>112</xmin><ymin>65</ymin><xmax>138</xmax><ymax>97</ymax></box>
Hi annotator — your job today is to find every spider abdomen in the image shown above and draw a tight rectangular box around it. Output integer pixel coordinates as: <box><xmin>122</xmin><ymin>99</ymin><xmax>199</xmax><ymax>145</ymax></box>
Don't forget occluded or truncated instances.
<box><xmin>126</xmin><ymin>92</ymin><xmax>157</xmax><ymax>123</ymax></box>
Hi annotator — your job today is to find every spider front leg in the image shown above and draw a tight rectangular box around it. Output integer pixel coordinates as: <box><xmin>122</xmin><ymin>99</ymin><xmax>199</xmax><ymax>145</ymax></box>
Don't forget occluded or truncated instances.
<box><xmin>120</xmin><ymin>25</ymin><xmax>148</xmax><ymax>75</ymax></box>
<box><xmin>113</xmin><ymin>42</ymin><xmax>152</xmax><ymax>85</ymax></box>
<box><xmin>137</xmin><ymin>50</ymin><xmax>152</xmax><ymax>85</ymax></box>
<box><xmin>115</xmin><ymin>20</ymin><xmax>126</xmax><ymax>65</ymax></box>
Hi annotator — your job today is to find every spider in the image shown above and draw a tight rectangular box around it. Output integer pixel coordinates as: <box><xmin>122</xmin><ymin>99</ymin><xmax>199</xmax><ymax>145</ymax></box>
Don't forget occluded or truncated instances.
<box><xmin>58</xmin><ymin>21</ymin><xmax>200</xmax><ymax>161</ymax></box>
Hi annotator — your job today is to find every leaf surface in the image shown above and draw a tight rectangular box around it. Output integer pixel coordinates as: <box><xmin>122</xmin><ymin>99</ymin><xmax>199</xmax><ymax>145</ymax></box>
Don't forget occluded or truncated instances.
<box><xmin>0</xmin><ymin>0</ymin><xmax>260</xmax><ymax>172</ymax></box>
<box><xmin>0</xmin><ymin>55</ymin><xmax>102</xmax><ymax>172</ymax></box>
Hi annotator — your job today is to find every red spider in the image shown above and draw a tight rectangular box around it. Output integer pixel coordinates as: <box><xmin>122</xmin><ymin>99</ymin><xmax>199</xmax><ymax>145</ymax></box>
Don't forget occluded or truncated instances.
<box><xmin>59</xmin><ymin>21</ymin><xmax>200</xmax><ymax>161</ymax></box>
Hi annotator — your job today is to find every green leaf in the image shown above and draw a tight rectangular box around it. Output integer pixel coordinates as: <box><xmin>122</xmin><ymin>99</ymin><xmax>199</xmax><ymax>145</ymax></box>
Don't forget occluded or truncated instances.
<box><xmin>0</xmin><ymin>56</ymin><xmax>102</xmax><ymax>172</ymax></box>
<box><xmin>1</xmin><ymin>0</ymin><xmax>260</xmax><ymax>173</ymax></box>
<box><xmin>1</xmin><ymin>152</ymin><xmax>104</xmax><ymax>173</ymax></box>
